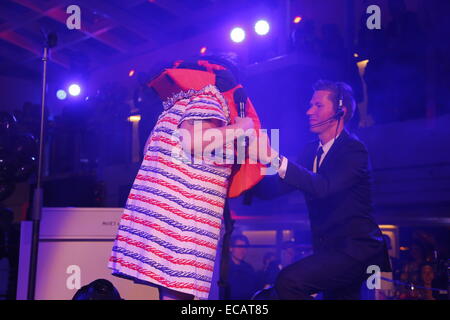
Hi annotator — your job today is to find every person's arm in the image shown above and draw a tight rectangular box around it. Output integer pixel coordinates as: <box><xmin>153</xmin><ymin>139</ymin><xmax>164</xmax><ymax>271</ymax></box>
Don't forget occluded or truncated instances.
<box><xmin>277</xmin><ymin>156</ymin><xmax>288</xmax><ymax>179</ymax></box>
<box><xmin>177</xmin><ymin>88</ymin><xmax>254</xmax><ymax>155</ymax></box>
<box><xmin>250</xmin><ymin>168</ymin><xmax>297</xmax><ymax>200</ymax></box>
<box><xmin>282</xmin><ymin>142</ymin><xmax>369</xmax><ymax>199</ymax></box>
<box><xmin>178</xmin><ymin>117</ymin><xmax>253</xmax><ymax>153</ymax></box>
<box><xmin>246</xmin><ymin>132</ymin><xmax>297</xmax><ymax>199</ymax></box>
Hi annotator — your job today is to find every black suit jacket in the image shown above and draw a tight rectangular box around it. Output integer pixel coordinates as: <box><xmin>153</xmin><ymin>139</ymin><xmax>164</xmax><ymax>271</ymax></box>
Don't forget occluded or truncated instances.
<box><xmin>257</xmin><ymin>129</ymin><xmax>391</xmax><ymax>272</ymax></box>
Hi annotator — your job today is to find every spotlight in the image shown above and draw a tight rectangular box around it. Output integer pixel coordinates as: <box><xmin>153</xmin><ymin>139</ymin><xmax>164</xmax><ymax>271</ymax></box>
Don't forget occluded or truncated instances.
<box><xmin>230</xmin><ymin>27</ymin><xmax>245</xmax><ymax>43</ymax></box>
<box><xmin>357</xmin><ymin>59</ymin><xmax>369</xmax><ymax>71</ymax></box>
<box><xmin>128</xmin><ymin>69</ymin><xmax>135</xmax><ymax>77</ymax></box>
<box><xmin>254</xmin><ymin>20</ymin><xmax>270</xmax><ymax>36</ymax></box>
<box><xmin>293</xmin><ymin>16</ymin><xmax>302</xmax><ymax>24</ymax></box>
<box><xmin>56</xmin><ymin>89</ymin><xmax>67</xmax><ymax>100</ymax></box>
<box><xmin>200</xmin><ymin>46</ymin><xmax>207</xmax><ymax>54</ymax></box>
<box><xmin>68</xmin><ymin>84</ymin><xmax>81</xmax><ymax>96</ymax></box>
<box><xmin>128</xmin><ymin>115</ymin><xmax>141</xmax><ymax>123</ymax></box>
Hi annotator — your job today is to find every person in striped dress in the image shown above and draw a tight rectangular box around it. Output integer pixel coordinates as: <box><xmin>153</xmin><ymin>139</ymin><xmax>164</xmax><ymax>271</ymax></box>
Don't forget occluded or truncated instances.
<box><xmin>108</xmin><ymin>59</ymin><xmax>255</xmax><ymax>300</ymax></box>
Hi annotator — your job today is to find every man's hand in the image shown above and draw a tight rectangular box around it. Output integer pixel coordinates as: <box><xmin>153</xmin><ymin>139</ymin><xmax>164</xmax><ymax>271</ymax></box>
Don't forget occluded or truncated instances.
<box><xmin>247</xmin><ymin>130</ymin><xmax>279</xmax><ymax>165</ymax></box>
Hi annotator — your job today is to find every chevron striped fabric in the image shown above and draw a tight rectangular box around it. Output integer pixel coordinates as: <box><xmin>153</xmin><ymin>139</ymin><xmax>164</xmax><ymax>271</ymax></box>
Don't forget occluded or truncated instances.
<box><xmin>108</xmin><ymin>85</ymin><xmax>232</xmax><ymax>299</ymax></box>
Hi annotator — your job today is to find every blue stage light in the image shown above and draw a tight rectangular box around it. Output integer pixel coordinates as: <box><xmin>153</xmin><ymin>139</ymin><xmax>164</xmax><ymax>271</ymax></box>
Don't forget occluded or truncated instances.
<box><xmin>255</xmin><ymin>20</ymin><xmax>270</xmax><ymax>36</ymax></box>
<box><xmin>230</xmin><ymin>27</ymin><xmax>246</xmax><ymax>43</ymax></box>
<box><xmin>56</xmin><ymin>89</ymin><xmax>67</xmax><ymax>100</ymax></box>
<box><xmin>68</xmin><ymin>84</ymin><xmax>81</xmax><ymax>96</ymax></box>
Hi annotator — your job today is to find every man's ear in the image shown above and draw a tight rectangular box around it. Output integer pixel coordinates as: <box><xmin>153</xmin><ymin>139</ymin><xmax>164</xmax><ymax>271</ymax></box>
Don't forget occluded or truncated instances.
<box><xmin>341</xmin><ymin>106</ymin><xmax>347</xmax><ymax>120</ymax></box>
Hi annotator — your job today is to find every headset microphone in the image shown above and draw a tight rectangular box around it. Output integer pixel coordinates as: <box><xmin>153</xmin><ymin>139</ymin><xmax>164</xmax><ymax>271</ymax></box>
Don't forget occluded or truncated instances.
<box><xmin>335</xmin><ymin>109</ymin><xmax>344</xmax><ymax>118</ymax></box>
<box><xmin>310</xmin><ymin>112</ymin><xmax>341</xmax><ymax>128</ymax></box>
<box><xmin>332</xmin><ymin>83</ymin><xmax>345</xmax><ymax>142</ymax></box>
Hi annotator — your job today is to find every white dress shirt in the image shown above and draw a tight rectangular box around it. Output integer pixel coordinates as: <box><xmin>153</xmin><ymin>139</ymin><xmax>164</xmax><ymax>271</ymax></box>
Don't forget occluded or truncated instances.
<box><xmin>278</xmin><ymin>133</ymin><xmax>341</xmax><ymax>178</ymax></box>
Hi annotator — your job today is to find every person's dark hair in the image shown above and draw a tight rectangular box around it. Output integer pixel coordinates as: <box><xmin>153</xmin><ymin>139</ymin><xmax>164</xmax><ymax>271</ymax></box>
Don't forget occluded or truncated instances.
<box><xmin>231</xmin><ymin>234</ymin><xmax>250</xmax><ymax>247</ymax></box>
<box><xmin>176</xmin><ymin>53</ymin><xmax>241</xmax><ymax>92</ymax></box>
<box><xmin>200</xmin><ymin>52</ymin><xmax>240</xmax><ymax>81</ymax></box>
<box><xmin>419</xmin><ymin>262</ymin><xmax>434</xmax><ymax>272</ymax></box>
<box><xmin>312</xmin><ymin>80</ymin><xmax>356</xmax><ymax>123</ymax></box>
<box><xmin>72</xmin><ymin>279</ymin><xmax>122</xmax><ymax>300</ymax></box>
<box><xmin>148</xmin><ymin>52</ymin><xmax>240</xmax><ymax>82</ymax></box>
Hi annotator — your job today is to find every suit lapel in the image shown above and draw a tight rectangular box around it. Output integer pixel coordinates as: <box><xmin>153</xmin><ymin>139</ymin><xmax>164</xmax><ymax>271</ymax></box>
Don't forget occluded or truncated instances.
<box><xmin>301</xmin><ymin>141</ymin><xmax>318</xmax><ymax>171</ymax></box>
<box><xmin>317</xmin><ymin>129</ymin><xmax>349</xmax><ymax>173</ymax></box>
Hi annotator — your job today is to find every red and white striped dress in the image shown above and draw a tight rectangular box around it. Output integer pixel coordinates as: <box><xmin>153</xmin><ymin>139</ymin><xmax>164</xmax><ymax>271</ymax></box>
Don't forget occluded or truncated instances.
<box><xmin>108</xmin><ymin>85</ymin><xmax>232</xmax><ymax>299</ymax></box>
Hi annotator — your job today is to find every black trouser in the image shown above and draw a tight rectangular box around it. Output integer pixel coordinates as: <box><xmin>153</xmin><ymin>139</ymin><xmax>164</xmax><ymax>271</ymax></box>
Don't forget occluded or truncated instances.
<box><xmin>275</xmin><ymin>250</ymin><xmax>368</xmax><ymax>300</ymax></box>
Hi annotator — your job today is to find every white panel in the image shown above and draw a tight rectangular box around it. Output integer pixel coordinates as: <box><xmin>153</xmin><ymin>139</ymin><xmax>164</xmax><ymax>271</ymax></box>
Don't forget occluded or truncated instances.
<box><xmin>39</xmin><ymin>207</ymin><xmax>123</xmax><ymax>239</ymax></box>
<box><xmin>34</xmin><ymin>241</ymin><xmax>158</xmax><ymax>300</ymax></box>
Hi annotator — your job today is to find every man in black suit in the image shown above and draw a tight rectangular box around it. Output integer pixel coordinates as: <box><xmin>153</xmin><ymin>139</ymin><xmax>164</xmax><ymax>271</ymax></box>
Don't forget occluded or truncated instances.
<box><xmin>254</xmin><ymin>80</ymin><xmax>391</xmax><ymax>300</ymax></box>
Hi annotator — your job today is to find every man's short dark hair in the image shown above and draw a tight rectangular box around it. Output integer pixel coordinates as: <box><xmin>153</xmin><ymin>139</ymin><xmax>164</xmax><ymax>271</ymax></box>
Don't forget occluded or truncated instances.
<box><xmin>231</xmin><ymin>234</ymin><xmax>250</xmax><ymax>247</ymax></box>
<box><xmin>313</xmin><ymin>80</ymin><xmax>356</xmax><ymax>123</ymax></box>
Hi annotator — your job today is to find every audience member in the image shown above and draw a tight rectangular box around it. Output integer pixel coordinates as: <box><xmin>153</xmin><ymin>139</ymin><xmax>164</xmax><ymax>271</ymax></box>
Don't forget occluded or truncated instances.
<box><xmin>228</xmin><ymin>235</ymin><xmax>258</xmax><ymax>300</ymax></box>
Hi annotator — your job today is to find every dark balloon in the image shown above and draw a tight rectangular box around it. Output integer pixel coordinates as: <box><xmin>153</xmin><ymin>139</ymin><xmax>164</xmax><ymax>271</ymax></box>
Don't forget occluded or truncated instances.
<box><xmin>0</xmin><ymin>112</ymin><xmax>17</xmax><ymax>134</ymax></box>
<box><xmin>0</xmin><ymin>181</ymin><xmax>15</xmax><ymax>202</ymax></box>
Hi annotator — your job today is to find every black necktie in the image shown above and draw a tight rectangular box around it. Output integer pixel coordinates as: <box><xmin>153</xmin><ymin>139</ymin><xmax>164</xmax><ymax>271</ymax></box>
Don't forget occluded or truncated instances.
<box><xmin>315</xmin><ymin>146</ymin><xmax>324</xmax><ymax>172</ymax></box>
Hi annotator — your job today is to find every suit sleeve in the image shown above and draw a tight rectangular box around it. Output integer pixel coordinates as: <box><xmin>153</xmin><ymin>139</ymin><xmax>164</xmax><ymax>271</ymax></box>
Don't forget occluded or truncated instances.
<box><xmin>250</xmin><ymin>145</ymin><xmax>310</xmax><ymax>200</ymax></box>
<box><xmin>250</xmin><ymin>172</ymin><xmax>297</xmax><ymax>200</ymax></box>
<box><xmin>282</xmin><ymin>141</ymin><xmax>369</xmax><ymax>199</ymax></box>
